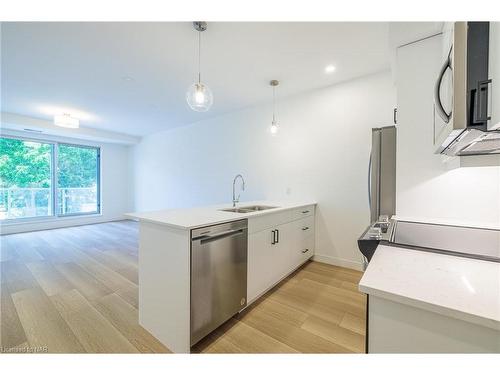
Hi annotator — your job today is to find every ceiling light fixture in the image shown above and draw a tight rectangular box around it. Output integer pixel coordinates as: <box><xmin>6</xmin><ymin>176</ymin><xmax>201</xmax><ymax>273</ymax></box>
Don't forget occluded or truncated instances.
<box><xmin>54</xmin><ymin>113</ymin><xmax>79</xmax><ymax>128</ymax></box>
<box><xmin>186</xmin><ymin>21</ymin><xmax>213</xmax><ymax>112</ymax></box>
<box><xmin>325</xmin><ymin>65</ymin><xmax>336</xmax><ymax>74</ymax></box>
<box><xmin>270</xmin><ymin>80</ymin><xmax>279</xmax><ymax>135</ymax></box>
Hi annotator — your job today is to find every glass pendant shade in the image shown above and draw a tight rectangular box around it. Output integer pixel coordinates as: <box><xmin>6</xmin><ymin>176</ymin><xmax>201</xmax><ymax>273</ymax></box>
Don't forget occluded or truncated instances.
<box><xmin>186</xmin><ymin>82</ymin><xmax>213</xmax><ymax>112</ymax></box>
<box><xmin>270</xmin><ymin>120</ymin><xmax>278</xmax><ymax>135</ymax></box>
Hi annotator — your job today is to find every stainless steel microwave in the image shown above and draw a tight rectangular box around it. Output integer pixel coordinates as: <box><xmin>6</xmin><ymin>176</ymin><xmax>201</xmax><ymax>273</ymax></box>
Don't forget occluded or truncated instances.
<box><xmin>434</xmin><ymin>22</ymin><xmax>500</xmax><ymax>156</ymax></box>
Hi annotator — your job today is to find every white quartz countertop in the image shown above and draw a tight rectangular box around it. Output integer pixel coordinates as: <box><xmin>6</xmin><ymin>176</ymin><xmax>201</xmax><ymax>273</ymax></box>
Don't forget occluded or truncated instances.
<box><xmin>126</xmin><ymin>200</ymin><xmax>316</xmax><ymax>230</ymax></box>
<box><xmin>359</xmin><ymin>244</ymin><xmax>500</xmax><ymax>331</ymax></box>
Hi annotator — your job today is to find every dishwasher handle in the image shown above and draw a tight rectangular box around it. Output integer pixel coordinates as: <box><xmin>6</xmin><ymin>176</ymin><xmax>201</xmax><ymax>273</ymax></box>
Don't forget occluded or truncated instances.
<box><xmin>194</xmin><ymin>228</ymin><xmax>244</xmax><ymax>244</ymax></box>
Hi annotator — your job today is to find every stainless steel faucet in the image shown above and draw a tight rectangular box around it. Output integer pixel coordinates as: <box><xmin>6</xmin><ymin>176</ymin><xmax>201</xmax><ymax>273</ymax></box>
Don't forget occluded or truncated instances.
<box><xmin>232</xmin><ymin>174</ymin><xmax>245</xmax><ymax>207</ymax></box>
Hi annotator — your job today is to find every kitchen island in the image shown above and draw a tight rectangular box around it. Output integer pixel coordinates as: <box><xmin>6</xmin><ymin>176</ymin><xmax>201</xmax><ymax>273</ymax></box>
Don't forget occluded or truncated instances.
<box><xmin>359</xmin><ymin>244</ymin><xmax>500</xmax><ymax>353</ymax></box>
<box><xmin>127</xmin><ymin>200</ymin><xmax>316</xmax><ymax>353</ymax></box>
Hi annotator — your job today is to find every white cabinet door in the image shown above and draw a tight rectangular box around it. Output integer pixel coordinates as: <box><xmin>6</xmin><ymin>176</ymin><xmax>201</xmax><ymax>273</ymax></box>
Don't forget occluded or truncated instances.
<box><xmin>247</xmin><ymin>213</ymin><xmax>316</xmax><ymax>304</ymax></box>
<box><xmin>247</xmin><ymin>222</ymin><xmax>295</xmax><ymax>302</ymax></box>
<box><xmin>270</xmin><ymin>222</ymin><xmax>293</xmax><ymax>285</ymax></box>
<box><xmin>247</xmin><ymin>228</ymin><xmax>275</xmax><ymax>303</ymax></box>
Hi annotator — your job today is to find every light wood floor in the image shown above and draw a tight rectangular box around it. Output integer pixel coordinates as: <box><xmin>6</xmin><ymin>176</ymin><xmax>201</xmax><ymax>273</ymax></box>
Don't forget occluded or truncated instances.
<box><xmin>1</xmin><ymin>221</ymin><xmax>366</xmax><ymax>354</ymax></box>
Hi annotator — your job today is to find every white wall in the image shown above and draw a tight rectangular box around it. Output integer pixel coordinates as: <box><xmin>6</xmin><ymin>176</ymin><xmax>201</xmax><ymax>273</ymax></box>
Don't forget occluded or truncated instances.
<box><xmin>1</xmin><ymin>130</ymin><xmax>133</xmax><ymax>234</ymax></box>
<box><xmin>132</xmin><ymin>71</ymin><xmax>396</xmax><ymax>270</ymax></box>
<box><xmin>396</xmin><ymin>34</ymin><xmax>500</xmax><ymax>229</ymax></box>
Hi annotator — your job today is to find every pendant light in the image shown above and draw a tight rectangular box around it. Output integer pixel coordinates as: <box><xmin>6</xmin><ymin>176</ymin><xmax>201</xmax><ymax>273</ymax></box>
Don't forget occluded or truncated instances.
<box><xmin>270</xmin><ymin>80</ymin><xmax>279</xmax><ymax>135</ymax></box>
<box><xmin>186</xmin><ymin>21</ymin><xmax>213</xmax><ymax>112</ymax></box>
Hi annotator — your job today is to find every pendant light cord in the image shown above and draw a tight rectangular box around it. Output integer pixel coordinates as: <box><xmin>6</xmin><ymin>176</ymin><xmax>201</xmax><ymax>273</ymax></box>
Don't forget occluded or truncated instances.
<box><xmin>198</xmin><ymin>30</ymin><xmax>201</xmax><ymax>84</ymax></box>
<box><xmin>272</xmin><ymin>86</ymin><xmax>276</xmax><ymax>123</ymax></box>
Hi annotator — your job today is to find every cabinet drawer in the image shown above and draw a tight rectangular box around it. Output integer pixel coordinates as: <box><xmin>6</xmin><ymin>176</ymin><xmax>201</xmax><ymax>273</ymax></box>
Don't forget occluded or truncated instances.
<box><xmin>291</xmin><ymin>236</ymin><xmax>314</xmax><ymax>269</ymax></box>
<box><xmin>247</xmin><ymin>210</ymin><xmax>293</xmax><ymax>234</ymax></box>
<box><xmin>299</xmin><ymin>236</ymin><xmax>314</xmax><ymax>262</ymax></box>
<box><xmin>291</xmin><ymin>205</ymin><xmax>315</xmax><ymax>221</ymax></box>
<box><xmin>296</xmin><ymin>215</ymin><xmax>315</xmax><ymax>240</ymax></box>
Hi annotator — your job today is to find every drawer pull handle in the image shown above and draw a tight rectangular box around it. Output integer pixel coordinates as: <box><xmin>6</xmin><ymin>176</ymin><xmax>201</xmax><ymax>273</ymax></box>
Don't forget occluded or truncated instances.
<box><xmin>301</xmin><ymin>248</ymin><xmax>309</xmax><ymax>253</ymax></box>
<box><xmin>301</xmin><ymin>210</ymin><xmax>310</xmax><ymax>214</ymax></box>
<box><xmin>302</xmin><ymin>226</ymin><xmax>309</xmax><ymax>231</ymax></box>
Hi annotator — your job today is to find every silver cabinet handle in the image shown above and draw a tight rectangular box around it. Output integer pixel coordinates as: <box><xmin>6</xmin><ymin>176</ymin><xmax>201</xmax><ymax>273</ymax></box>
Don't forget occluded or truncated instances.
<box><xmin>276</xmin><ymin>229</ymin><xmax>279</xmax><ymax>244</ymax></box>
<box><xmin>301</xmin><ymin>248</ymin><xmax>309</xmax><ymax>254</ymax></box>
<box><xmin>434</xmin><ymin>46</ymin><xmax>453</xmax><ymax>124</ymax></box>
<box><xmin>271</xmin><ymin>230</ymin><xmax>276</xmax><ymax>245</ymax></box>
<box><xmin>301</xmin><ymin>210</ymin><xmax>310</xmax><ymax>214</ymax></box>
<box><xmin>302</xmin><ymin>226</ymin><xmax>309</xmax><ymax>231</ymax></box>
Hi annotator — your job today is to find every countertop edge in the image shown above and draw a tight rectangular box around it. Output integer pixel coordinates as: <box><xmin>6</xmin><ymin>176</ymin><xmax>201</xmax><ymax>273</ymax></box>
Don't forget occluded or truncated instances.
<box><xmin>126</xmin><ymin>201</ymin><xmax>317</xmax><ymax>230</ymax></box>
<box><xmin>123</xmin><ymin>214</ymin><xmax>188</xmax><ymax>230</ymax></box>
<box><xmin>359</xmin><ymin>282</ymin><xmax>500</xmax><ymax>332</ymax></box>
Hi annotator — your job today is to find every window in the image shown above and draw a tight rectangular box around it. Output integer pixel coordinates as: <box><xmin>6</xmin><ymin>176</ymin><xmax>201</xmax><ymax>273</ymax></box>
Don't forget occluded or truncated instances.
<box><xmin>0</xmin><ymin>137</ymin><xmax>54</xmax><ymax>220</ymax></box>
<box><xmin>0</xmin><ymin>136</ymin><xmax>100</xmax><ymax>221</ymax></box>
<box><xmin>57</xmin><ymin>144</ymin><xmax>100</xmax><ymax>216</ymax></box>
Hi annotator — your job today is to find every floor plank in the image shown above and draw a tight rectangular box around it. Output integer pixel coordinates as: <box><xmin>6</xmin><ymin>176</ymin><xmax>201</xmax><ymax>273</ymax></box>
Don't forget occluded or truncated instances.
<box><xmin>267</xmin><ymin>285</ymin><xmax>347</xmax><ymax>324</ymax></box>
<box><xmin>238</xmin><ymin>306</ymin><xmax>353</xmax><ymax>353</ymax></box>
<box><xmin>195</xmin><ymin>318</ymin><xmax>299</xmax><ymax>353</ymax></box>
<box><xmin>26</xmin><ymin>262</ymin><xmax>74</xmax><ymax>297</ymax></box>
<box><xmin>115</xmin><ymin>283</ymin><xmax>139</xmax><ymax>309</ymax></box>
<box><xmin>340</xmin><ymin>312</ymin><xmax>366</xmax><ymax>335</ymax></box>
<box><xmin>68</xmin><ymin>249</ymin><xmax>137</xmax><ymax>292</ymax></box>
<box><xmin>0</xmin><ymin>285</ymin><xmax>28</xmax><ymax>348</ymax></box>
<box><xmin>246</xmin><ymin>298</ymin><xmax>308</xmax><ymax>327</ymax></box>
<box><xmin>301</xmin><ymin>315</ymin><xmax>365</xmax><ymax>353</ymax></box>
<box><xmin>1</xmin><ymin>261</ymin><xmax>38</xmax><ymax>294</ymax></box>
<box><xmin>11</xmin><ymin>287</ymin><xmax>85</xmax><ymax>353</ymax></box>
<box><xmin>94</xmin><ymin>293</ymin><xmax>169</xmax><ymax>353</ymax></box>
<box><xmin>54</xmin><ymin>262</ymin><xmax>113</xmax><ymax>302</ymax></box>
<box><xmin>51</xmin><ymin>289</ymin><xmax>139</xmax><ymax>353</ymax></box>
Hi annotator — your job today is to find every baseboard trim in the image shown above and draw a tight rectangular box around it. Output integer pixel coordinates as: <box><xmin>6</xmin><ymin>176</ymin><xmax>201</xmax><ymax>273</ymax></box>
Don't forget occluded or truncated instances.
<box><xmin>312</xmin><ymin>253</ymin><xmax>364</xmax><ymax>271</ymax></box>
<box><xmin>0</xmin><ymin>216</ymin><xmax>129</xmax><ymax>235</ymax></box>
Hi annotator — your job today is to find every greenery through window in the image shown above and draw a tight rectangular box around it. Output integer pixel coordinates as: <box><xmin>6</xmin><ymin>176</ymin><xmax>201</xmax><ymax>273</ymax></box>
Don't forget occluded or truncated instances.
<box><xmin>0</xmin><ymin>138</ymin><xmax>53</xmax><ymax>219</ymax></box>
<box><xmin>0</xmin><ymin>136</ymin><xmax>100</xmax><ymax>220</ymax></box>
<box><xmin>57</xmin><ymin>144</ymin><xmax>99</xmax><ymax>215</ymax></box>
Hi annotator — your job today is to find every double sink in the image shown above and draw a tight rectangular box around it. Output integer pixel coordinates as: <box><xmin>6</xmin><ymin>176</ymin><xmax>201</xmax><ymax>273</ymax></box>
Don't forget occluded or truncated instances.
<box><xmin>220</xmin><ymin>205</ymin><xmax>277</xmax><ymax>214</ymax></box>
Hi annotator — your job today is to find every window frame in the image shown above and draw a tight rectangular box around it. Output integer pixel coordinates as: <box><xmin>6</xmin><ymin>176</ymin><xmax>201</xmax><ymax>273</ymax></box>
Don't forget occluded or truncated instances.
<box><xmin>56</xmin><ymin>141</ymin><xmax>101</xmax><ymax>217</ymax></box>
<box><xmin>0</xmin><ymin>135</ymin><xmax>101</xmax><ymax>222</ymax></box>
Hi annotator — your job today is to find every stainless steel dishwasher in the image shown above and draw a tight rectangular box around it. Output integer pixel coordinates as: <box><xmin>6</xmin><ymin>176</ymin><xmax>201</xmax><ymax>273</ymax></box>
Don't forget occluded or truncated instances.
<box><xmin>190</xmin><ymin>219</ymin><xmax>248</xmax><ymax>346</ymax></box>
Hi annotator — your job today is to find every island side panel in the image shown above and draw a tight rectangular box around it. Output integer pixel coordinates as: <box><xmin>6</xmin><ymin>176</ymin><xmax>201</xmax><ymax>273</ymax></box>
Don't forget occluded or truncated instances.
<box><xmin>368</xmin><ymin>296</ymin><xmax>500</xmax><ymax>353</ymax></box>
<box><xmin>138</xmin><ymin>221</ymin><xmax>191</xmax><ymax>353</ymax></box>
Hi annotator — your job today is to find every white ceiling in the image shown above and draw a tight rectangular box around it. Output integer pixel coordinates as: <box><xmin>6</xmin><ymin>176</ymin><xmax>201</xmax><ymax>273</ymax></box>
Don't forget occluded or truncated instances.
<box><xmin>1</xmin><ymin>22</ymin><xmax>391</xmax><ymax>136</ymax></box>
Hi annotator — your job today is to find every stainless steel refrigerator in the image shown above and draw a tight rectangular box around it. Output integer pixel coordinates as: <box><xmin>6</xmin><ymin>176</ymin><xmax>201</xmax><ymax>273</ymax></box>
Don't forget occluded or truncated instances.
<box><xmin>358</xmin><ymin>126</ymin><xmax>397</xmax><ymax>266</ymax></box>
<box><xmin>368</xmin><ymin>126</ymin><xmax>397</xmax><ymax>223</ymax></box>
